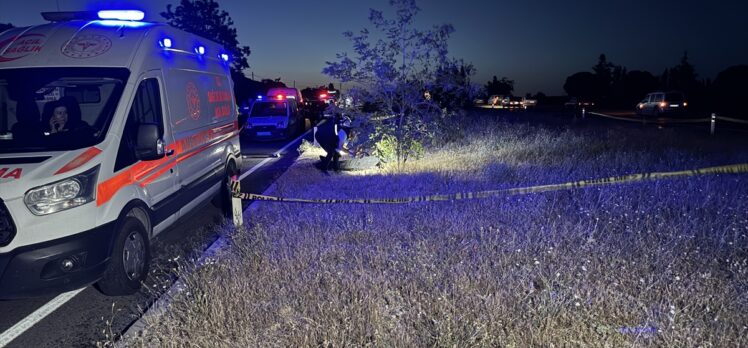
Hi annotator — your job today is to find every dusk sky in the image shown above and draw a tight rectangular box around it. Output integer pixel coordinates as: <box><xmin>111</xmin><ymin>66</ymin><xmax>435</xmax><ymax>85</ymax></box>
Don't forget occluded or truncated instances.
<box><xmin>2</xmin><ymin>0</ymin><xmax>747</xmax><ymax>95</ymax></box>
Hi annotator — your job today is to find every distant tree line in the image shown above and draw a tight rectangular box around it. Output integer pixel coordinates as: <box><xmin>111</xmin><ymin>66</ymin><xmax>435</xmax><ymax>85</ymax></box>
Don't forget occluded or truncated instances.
<box><xmin>564</xmin><ymin>53</ymin><xmax>748</xmax><ymax>115</ymax></box>
<box><xmin>484</xmin><ymin>76</ymin><xmax>515</xmax><ymax>97</ymax></box>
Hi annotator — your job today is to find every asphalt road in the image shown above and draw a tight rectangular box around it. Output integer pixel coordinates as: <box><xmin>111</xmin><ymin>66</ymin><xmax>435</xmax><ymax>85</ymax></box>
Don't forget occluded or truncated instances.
<box><xmin>0</xmin><ymin>128</ymin><xmax>314</xmax><ymax>347</ymax></box>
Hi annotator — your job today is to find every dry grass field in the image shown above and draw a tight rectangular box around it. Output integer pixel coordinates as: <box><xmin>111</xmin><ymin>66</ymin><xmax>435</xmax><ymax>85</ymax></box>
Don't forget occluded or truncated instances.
<box><xmin>122</xmin><ymin>112</ymin><xmax>748</xmax><ymax>347</ymax></box>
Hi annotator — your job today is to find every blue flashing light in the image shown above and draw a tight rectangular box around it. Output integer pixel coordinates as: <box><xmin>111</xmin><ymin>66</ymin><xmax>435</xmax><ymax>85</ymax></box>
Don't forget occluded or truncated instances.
<box><xmin>159</xmin><ymin>38</ymin><xmax>173</xmax><ymax>48</ymax></box>
<box><xmin>257</xmin><ymin>95</ymin><xmax>263</xmax><ymax>100</ymax></box>
<box><xmin>96</xmin><ymin>20</ymin><xmax>149</xmax><ymax>28</ymax></box>
<box><xmin>220</xmin><ymin>53</ymin><xmax>229</xmax><ymax>62</ymax></box>
<box><xmin>195</xmin><ymin>46</ymin><xmax>205</xmax><ymax>55</ymax></box>
<box><xmin>97</xmin><ymin>10</ymin><xmax>145</xmax><ymax>21</ymax></box>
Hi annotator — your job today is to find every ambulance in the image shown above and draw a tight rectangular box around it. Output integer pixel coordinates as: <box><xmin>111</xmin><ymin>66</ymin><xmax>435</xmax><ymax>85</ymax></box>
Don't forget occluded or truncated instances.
<box><xmin>0</xmin><ymin>10</ymin><xmax>242</xmax><ymax>298</ymax></box>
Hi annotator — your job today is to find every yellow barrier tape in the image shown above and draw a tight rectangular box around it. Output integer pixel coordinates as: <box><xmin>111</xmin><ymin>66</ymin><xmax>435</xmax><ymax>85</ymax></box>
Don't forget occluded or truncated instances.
<box><xmin>231</xmin><ymin>163</ymin><xmax>748</xmax><ymax>204</ymax></box>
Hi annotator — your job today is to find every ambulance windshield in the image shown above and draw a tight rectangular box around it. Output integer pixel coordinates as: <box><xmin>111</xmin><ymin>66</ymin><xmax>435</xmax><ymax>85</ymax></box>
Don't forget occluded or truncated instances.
<box><xmin>0</xmin><ymin>67</ymin><xmax>129</xmax><ymax>153</ymax></box>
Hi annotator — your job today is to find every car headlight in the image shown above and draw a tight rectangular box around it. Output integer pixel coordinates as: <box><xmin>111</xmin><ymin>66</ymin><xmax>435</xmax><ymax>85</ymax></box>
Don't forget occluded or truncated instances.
<box><xmin>24</xmin><ymin>166</ymin><xmax>99</xmax><ymax>215</ymax></box>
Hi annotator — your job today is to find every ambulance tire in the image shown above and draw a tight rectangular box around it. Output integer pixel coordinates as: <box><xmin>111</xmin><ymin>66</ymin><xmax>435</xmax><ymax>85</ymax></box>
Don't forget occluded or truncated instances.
<box><xmin>218</xmin><ymin>159</ymin><xmax>238</xmax><ymax>218</ymax></box>
<box><xmin>97</xmin><ymin>217</ymin><xmax>151</xmax><ymax>296</ymax></box>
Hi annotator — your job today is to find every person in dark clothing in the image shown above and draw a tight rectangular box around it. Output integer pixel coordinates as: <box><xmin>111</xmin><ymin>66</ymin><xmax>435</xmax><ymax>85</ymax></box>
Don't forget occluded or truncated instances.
<box><xmin>42</xmin><ymin>97</ymin><xmax>86</xmax><ymax>134</ymax></box>
<box><xmin>10</xmin><ymin>98</ymin><xmax>42</xmax><ymax>144</ymax></box>
<box><xmin>315</xmin><ymin>115</ymin><xmax>351</xmax><ymax>173</ymax></box>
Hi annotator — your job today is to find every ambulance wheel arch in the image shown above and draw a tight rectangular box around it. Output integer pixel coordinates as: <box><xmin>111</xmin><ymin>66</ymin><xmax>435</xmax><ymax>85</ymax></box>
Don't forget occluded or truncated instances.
<box><xmin>96</xmin><ymin>201</ymin><xmax>152</xmax><ymax>295</ymax></box>
<box><xmin>217</xmin><ymin>155</ymin><xmax>239</xmax><ymax>217</ymax></box>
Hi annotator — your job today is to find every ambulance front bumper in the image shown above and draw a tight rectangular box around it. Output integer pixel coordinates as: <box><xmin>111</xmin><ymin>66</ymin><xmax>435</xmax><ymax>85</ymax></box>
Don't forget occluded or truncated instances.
<box><xmin>0</xmin><ymin>221</ymin><xmax>115</xmax><ymax>299</ymax></box>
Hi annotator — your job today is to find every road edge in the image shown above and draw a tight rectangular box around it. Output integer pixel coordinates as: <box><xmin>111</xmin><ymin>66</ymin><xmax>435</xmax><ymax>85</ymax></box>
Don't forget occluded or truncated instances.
<box><xmin>116</xmin><ymin>129</ymin><xmax>313</xmax><ymax>346</ymax></box>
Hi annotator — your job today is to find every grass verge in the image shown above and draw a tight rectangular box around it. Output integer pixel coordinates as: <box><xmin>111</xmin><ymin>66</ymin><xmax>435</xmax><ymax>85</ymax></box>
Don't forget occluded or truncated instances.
<box><xmin>123</xmin><ymin>111</ymin><xmax>748</xmax><ymax>347</ymax></box>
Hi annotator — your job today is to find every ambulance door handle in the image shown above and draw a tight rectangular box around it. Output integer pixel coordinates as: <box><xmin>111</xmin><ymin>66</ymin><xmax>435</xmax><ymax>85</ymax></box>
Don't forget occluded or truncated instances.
<box><xmin>166</xmin><ymin>149</ymin><xmax>175</xmax><ymax>157</ymax></box>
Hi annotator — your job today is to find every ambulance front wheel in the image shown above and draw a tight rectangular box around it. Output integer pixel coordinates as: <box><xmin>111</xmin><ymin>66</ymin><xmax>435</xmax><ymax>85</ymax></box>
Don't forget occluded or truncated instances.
<box><xmin>218</xmin><ymin>159</ymin><xmax>239</xmax><ymax>218</ymax></box>
<box><xmin>97</xmin><ymin>217</ymin><xmax>151</xmax><ymax>296</ymax></box>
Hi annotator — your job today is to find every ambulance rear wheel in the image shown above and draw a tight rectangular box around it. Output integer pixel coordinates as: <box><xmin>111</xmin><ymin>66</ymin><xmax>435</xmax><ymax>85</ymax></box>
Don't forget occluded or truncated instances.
<box><xmin>97</xmin><ymin>217</ymin><xmax>150</xmax><ymax>296</ymax></box>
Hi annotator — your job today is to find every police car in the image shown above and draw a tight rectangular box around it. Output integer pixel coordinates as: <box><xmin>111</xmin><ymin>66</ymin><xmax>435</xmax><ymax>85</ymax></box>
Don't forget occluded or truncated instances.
<box><xmin>244</xmin><ymin>89</ymin><xmax>304</xmax><ymax>140</ymax></box>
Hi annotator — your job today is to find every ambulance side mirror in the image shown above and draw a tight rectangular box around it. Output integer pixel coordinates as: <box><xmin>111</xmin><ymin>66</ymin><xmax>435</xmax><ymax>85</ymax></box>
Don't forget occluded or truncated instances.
<box><xmin>135</xmin><ymin>124</ymin><xmax>165</xmax><ymax>161</ymax></box>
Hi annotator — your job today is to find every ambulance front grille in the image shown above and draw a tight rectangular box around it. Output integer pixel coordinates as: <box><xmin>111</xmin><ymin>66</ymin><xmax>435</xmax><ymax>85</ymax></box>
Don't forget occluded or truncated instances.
<box><xmin>0</xmin><ymin>200</ymin><xmax>15</xmax><ymax>247</ymax></box>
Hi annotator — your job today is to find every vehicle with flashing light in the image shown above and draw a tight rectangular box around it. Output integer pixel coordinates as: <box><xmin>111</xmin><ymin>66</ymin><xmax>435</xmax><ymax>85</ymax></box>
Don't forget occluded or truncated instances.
<box><xmin>302</xmin><ymin>99</ymin><xmax>326</xmax><ymax>122</ymax></box>
<box><xmin>267</xmin><ymin>87</ymin><xmax>303</xmax><ymax>103</ymax></box>
<box><xmin>244</xmin><ymin>93</ymin><xmax>303</xmax><ymax>140</ymax></box>
<box><xmin>0</xmin><ymin>10</ymin><xmax>242</xmax><ymax>298</ymax></box>
<box><xmin>635</xmin><ymin>91</ymin><xmax>687</xmax><ymax>117</ymax></box>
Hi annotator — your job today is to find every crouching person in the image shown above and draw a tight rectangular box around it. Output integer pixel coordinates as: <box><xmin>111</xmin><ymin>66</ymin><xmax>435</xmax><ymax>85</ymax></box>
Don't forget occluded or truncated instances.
<box><xmin>315</xmin><ymin>115</ymin><xmax>352</xmax><ymax>173</ymax></box>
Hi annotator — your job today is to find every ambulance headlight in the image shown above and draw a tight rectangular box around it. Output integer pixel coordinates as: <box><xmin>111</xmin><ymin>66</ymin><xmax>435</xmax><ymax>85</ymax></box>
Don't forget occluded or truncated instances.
<box><xmin>24</xmin><ymin>166</ymin><xmax>99</xmax><ymax>216</ymax></box>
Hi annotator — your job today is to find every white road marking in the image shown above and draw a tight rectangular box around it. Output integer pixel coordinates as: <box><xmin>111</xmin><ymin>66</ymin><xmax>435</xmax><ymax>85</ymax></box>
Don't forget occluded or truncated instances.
<box><xmin>0</xmin><ymin>288</ymin><xmax>86</xmax><ymax>347</ymax></box>
<box><xmin>238</xmin><ymin>125</ymin><xmax>316</xmax><ymax>181</ymax></box>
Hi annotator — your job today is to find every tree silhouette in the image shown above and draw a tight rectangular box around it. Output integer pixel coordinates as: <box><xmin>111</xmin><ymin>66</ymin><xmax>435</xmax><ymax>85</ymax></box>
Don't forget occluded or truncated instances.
<box><xmin>592</xmin><ymin>54</ymin><xmax>614</xmax><ymax>91</ymax></box>
<box><xmin>324</xmin><ymin>0</ymin><xmax>469</xmax><ymax>165</ymax></box>
<box><xmin>564</xmin><ymin>72</ymin><xmax>597</xmax><ymax>99</ymax></box>
<box><xmin>669</xmin><ymin>52</ymin><xmax>697</xmax><ymax>90</ymax></box>
<box><xmin>712</xmin><ymin>65</ymin><xmax>748</xmax><ymax>116</ymax></box>
<box><xmin>161</xmin><ymin>0</ymin><xmax>251</xmax><ymax>75</ymax></box>
<box><xmin>485</xmin><ymin>76</ymin><xmax>514</xmax><ymax>96</ymax></box>
<box><xmin>623</xmin><ymin>70</ymin><xmax>659</xmax><ymax>104</ymax></box>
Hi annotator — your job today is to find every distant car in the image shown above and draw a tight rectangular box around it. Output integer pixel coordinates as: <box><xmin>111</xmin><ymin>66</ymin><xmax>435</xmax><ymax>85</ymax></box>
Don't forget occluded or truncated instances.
<box><xmin>636</xmin><ymin>91</ymin><xmax>687</xmax><ymax>117</ymax></box>
<box><xmin>564</xmin><ymin>97</ymin><xmax>595</xmax><ymax>109</ymax></box>
<box><xmin>301</xmin><ymin>99</ymin><xmax>326</xmax><ymax>123</ymax></box>
<box><xmin>522</xmin><ymin>98</ymin><xmax>538</xmax><ymax>108</ymax></box>
<box><xmin>504</xmin><ymin>96</ymin><xmax>525</xmax><ymax>109</ymax></box>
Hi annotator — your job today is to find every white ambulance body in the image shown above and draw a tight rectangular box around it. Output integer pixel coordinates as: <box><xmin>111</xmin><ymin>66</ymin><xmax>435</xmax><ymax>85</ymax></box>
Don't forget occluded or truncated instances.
<box><xmin>0</xmin><ymin>11</ymin><xmax>241</xmax><ymax>298</ymax></box>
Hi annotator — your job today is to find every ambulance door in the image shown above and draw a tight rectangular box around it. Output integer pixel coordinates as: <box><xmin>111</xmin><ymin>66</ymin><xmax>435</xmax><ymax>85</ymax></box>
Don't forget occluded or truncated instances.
<box><xmin>167</xmin><ymin>71</ymin><xmax>231</xmax><ymax>199</ymax></box>
<box><xmin>116</xmin><ymin>72</ymin><xmax>179</xmax><ymax>208</ymax></box>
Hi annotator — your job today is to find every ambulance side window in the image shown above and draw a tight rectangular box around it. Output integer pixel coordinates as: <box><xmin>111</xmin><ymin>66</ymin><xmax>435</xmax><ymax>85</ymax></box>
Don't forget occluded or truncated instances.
<box><xmin>115</xmin><ymin>79</ymin><xmax>164</xmax><ymax>171</ymax></box>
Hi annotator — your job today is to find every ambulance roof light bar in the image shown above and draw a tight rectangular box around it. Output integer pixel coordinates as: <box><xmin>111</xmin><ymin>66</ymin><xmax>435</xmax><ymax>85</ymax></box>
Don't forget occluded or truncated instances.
<box><xmin>42</xmin><ymin>10</ymin><xmax>145</xmax><ymax>22</ymax></box>
<box><xmin>97</xmin><ymin>10</ymin><xmax>145</xmax><ymax>21</ymax></box>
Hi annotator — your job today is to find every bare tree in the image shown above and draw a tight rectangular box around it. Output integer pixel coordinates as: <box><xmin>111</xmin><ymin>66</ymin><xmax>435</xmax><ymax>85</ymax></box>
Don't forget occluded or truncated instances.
<box><xmin>324</xmin><ymin>0</ymin><xmax>471</xmax><ymax>165</ymax></box>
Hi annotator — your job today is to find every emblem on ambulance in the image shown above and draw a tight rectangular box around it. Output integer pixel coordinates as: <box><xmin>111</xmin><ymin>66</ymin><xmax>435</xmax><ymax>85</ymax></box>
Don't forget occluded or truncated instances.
<box><xmin>61</xmin><ymin>35</ymin><xmax>112</xmax><ymax>59</ymax></box>
<box><xmin>0</xmin><ymin>34</ymin><xmax>46</xmax><ymax>63</ymax></box>
<box><xmin>186</xmin><ymin>82</ymin><xmax>201</xmax><ymax>120</ymax></box>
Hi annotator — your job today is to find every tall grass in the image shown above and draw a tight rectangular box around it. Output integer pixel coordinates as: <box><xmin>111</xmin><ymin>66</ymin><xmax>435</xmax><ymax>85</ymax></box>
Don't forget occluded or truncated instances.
<box><xmin>124</xmin><ymin>112</ymin><xmax>748</xmax><ymax>347</ymax></box>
